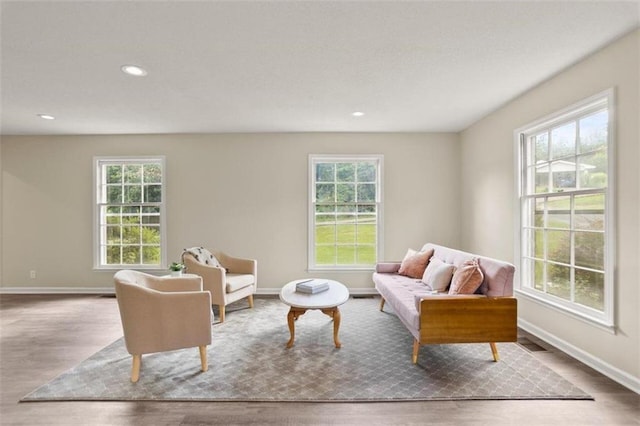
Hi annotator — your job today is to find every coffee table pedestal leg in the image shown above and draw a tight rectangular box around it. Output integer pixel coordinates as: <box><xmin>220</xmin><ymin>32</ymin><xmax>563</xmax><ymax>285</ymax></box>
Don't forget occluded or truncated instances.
<box><xmin>286</xmin><ymin>307</ymin><xmax>306</xmax><ymax>348</ymax></box>
<box><xmin>321</xmin><ymin>307</ymin><xmax>341</xmax><ymax>348</ymax></box>
<box><xmin>285</xmin><ymin>307</ymin><xmax>342</xmax><ymax>348</ymax></box>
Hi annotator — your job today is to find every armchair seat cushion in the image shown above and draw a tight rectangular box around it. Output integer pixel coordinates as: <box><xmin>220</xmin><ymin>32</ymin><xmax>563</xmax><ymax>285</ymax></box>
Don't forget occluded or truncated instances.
<box><xmin>226</xmin><ymin>274</ymin><xmax>255</xmax><ymax>293</ymax></box>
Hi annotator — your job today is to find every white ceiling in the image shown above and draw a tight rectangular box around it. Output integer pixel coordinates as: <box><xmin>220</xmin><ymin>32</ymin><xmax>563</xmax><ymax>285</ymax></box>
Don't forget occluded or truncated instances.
<box><xmin>1</xmin><ymin>1</ymin><xmax>638</xmax><ymax>136</ymax></box>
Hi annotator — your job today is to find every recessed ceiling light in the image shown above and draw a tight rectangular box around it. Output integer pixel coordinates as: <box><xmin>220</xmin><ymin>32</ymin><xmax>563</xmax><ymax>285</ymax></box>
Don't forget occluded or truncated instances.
<box><xmin>121</xmin><ymin>65</ymin><xmax>148</xmax><ymax>77</ymax></box>
<box><xmin>352</xmin><ymin>111</ymin><xmax>365</xmax><ymax>117</ymax></box>
<box><xmin>37</xmin><ymin>114</ymin><xmax>55</xmax><ymax>120</ymax></box>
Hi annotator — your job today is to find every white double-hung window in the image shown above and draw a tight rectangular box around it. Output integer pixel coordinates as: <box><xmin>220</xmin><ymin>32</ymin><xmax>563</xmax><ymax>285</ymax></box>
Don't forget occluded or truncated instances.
<box><xmin>309</xmin><ymin>155</ymin><xmax>383</xmax><ymax>270</ymax></box>
<box><xmin>516</xmin><ymin>90</ymin><xmax>614</xmax><ymax>329</ymax></box>
<box><xmin>94</xmin><ymin>157</ymin><xmax>166</xmax><ymax>269</ymax></box>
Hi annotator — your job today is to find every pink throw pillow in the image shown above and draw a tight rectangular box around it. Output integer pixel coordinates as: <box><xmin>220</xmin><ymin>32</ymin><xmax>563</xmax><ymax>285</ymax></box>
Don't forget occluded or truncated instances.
<box><xmin>398</xmin><ymin>248</ymin><xmax>434</xmax><ymax>279</ymax></box>
<box><xmin>449</xmin><ymin>258</ymin><xmax>484</xmax><ymax>294</ymax></box>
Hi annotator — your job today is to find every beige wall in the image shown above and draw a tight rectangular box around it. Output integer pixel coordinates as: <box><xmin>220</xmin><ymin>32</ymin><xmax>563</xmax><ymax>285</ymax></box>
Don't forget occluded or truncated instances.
<box><xmin>1</xmin><ymin>132</ymin><xmax>460</xmax><ymax>291</ymax></box>
<box><xmin>0</xmin><ymin>136</ymin><xmax>3</xmax><ymax>287</ymax></box>
<box><xmin>460</xmin><ymin>30</ymin><xmax>639</xmax><ymax>385</ymax></box>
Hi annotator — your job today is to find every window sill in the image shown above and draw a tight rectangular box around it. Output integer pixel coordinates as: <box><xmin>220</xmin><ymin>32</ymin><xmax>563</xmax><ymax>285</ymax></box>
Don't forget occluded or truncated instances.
<box><xmin>515</xmin><ymin>288</ymin><xmax>616</xmax><ymax>334</ymax></box>
<box><xmin>307</xmin><ymin>267</ymin><xmax>375</xmax><ymax>273</ymax></box>
<box><xmin>94</xmin><ymin>266</ymin><xmax>167</xmax><ymax>273</ymax></box>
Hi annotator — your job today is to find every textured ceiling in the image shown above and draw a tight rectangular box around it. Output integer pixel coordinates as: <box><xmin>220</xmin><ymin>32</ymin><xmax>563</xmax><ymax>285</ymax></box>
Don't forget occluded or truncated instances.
<box><xmin>1</xmin><ymin>1</ymin><xmax>638</xmax><ymax>135</ymax></box>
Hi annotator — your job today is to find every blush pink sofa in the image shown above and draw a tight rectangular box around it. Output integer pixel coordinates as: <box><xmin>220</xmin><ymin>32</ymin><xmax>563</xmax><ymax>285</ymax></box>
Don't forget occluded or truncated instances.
<box><xmin>373</xmin><ymin>243</ymin><xmax>517</xmax><ymax>364</ymax></box>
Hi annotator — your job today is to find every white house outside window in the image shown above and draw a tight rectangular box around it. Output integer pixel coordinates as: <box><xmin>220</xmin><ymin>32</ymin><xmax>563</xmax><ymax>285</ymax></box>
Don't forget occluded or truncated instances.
<box><xmin>516</xmin><ymin>90</ymin><xmax>615</xmax><ymax>329</ymax></box>
<box><xmin>94</xmin><ymin>157</ymin><xmax>166</xmax><ymax>269</ymax></box>
<box><xmin>309</xmin><ymin>155</ymin><xmax>383</xmax><ymax>270</ymax></box>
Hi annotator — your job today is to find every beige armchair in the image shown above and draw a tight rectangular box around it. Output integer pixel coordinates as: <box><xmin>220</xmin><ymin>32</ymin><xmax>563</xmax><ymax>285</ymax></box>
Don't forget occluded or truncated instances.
<box><xmin>182</xmin><ymin>248</ymin><xmax>257</xmax><ymax>323</ymax></box>
<box><xmin>113</xmin><ymin>270</ymin><xmax>212</xmax><ymax>383</ymax></box>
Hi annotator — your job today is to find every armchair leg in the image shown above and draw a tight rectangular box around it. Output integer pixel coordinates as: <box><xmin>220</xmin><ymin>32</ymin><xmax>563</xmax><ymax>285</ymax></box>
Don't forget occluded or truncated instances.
<box><xmin>379</xmin><ymin>297</ymin><xmax>386</xmax><ymax>312</ymax></box>
<box><xmin>412</xmin><ymin>339</ymin><xmax>420</xmax><ymax>364</ymax></box>
<box><xmin>248</xmin><ymin>294</ymin><xmax>254</xmax><ymax>309</ymax></box>
<box><xmin>131</xmin><ymin>354</ymin><xmax>141</xmax><ymax>383</ymax></box>
<box><xmin>199</xmin><ymin>346</ymin><xmax>208</xmax><ymax>372</ymax></box>
<box><xmin>219</xmin><ymin>305</ymin><xmax>225</xmax><ymax>323</ymax></box>
<box><xmin>490</xmin><ymin>342</ymin><xmax>499</xmax><ymax>362</ymax></box>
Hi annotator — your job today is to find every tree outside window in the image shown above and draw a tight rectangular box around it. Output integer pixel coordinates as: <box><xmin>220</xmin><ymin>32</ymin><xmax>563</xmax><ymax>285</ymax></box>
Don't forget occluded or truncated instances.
<box><xmin>517</xmin><ymin>90</ymin><xmax>614</xmax><ymax>328</ymax></box>
<box><xmin>95</xmin><ymin>157</ymin><xmax>166</xmax><ymax>269</ymax></box>
<box><xmin>309</xmin><ymin>155</ymin><xmax>383</xmax><ymax>270</ymax></box>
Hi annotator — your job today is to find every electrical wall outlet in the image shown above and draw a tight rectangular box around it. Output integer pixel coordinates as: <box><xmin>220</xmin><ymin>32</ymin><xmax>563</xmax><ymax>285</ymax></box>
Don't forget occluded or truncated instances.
<box><xmin>30</xmin><ymin>270</ymin><xmax>36</xmax><ymax>279</ymax></box>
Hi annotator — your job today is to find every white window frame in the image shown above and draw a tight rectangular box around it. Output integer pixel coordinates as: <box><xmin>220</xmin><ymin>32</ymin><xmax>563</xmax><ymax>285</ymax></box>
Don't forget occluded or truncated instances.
<box><xmin>308</xmin><ymin>154</ymin><xmax>384</xmax><ymax>271</ymax></box>
<box><xmin>514</xmin><ymin>89</ymin><xmax>615</xmax><ymax>331</ymax></box>
<box><xmin>93</xmin><ymin>156</ymin><xmax>167</xmax><ymax>270</ymax></box>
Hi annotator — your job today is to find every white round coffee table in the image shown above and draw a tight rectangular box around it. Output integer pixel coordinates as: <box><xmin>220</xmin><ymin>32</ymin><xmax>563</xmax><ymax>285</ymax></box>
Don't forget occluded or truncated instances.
<box><xmin>279</xmin><ymin>279</ymin><xmax>349</xmax><ymax>348</ymax></box>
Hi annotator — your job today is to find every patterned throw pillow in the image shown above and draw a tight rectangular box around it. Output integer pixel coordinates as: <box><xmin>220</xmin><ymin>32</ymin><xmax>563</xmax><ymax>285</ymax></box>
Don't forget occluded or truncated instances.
<box><xmin>183</xmin><ymin>247</ymin><xmax>222</xmax><ymax>267</ymax></box>
<box><xmin>398</xmin><ymin>248</ymin><xmax>434</xmax><ymax>279</ymax></box>
<box><xmin>421</xmin><ymin>257</ymin><xmax>456</xmax><ymax>291</ymax></box>
<box><xmin>448</xmin><ymin>258</ymin><xmax>484</xmax><ymax>295</ymax></box>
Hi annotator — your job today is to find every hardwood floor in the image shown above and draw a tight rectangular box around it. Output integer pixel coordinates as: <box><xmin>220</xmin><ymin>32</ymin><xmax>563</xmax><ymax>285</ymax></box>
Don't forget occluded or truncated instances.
<box><xmin>1</xmin><ymin>294</ymin><xmax>638</xmax><ymax>426</ymax></box>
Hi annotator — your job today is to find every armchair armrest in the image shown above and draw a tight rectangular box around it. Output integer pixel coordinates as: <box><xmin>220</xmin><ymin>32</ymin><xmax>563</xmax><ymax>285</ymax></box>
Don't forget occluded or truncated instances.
<box><xmin>153</xmin><ymin>290</ymin><xmax>212</xmax><ymax>345</ymax></box>
<box><xmin>214</xmin><ymin>251</ymin><xmax>257</xmax><ymax>276</ymax></box>
<box><xmin>146</xmin><ymin>275</ymin><xmax>203</xmax><ymax>293</ymax></box>
<box><xmin>417</xmin><ymin>296</ymin><xmax>517</xmax><ymax>344</ymax></box>
<box><xmin>183</xmin><ymin>254</ymin><xmax>227</xmax><ymax>304</ymax></box>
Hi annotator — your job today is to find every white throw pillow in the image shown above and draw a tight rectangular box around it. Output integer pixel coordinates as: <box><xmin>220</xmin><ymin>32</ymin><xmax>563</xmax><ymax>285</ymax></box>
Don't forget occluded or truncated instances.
<box><xmin>421</xmin><ymin>258</ymin><xmax>456</xmax><ymax>291</ymax></box>
<box><xmin>184</xmin><ymin>247</ymin><xmax>222</xmax><ymax>267</ymax></box>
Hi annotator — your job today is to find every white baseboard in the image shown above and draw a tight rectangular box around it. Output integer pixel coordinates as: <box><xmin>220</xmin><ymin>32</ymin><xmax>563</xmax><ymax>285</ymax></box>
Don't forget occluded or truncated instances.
<box><xmin>0</xmin><ymin>287</ymin><xmax>115</xmax><ymax>294</ymax></box>
<box><xmin>518</xmin><ymin>318</ymin><xmax>640</xmax><ymax>395</ymax></box>
<box><xmin>1</xmin><ymin>287</ymin><xmax>380</xmax><ymax>296</ymax></box>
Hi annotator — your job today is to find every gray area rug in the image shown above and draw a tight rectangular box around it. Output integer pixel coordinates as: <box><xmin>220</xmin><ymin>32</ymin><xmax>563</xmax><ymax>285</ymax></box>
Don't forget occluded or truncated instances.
<box><xmin>22</xmin><ymin>297</ymin><xmax>591</xmax><ymax>402</ymax></box>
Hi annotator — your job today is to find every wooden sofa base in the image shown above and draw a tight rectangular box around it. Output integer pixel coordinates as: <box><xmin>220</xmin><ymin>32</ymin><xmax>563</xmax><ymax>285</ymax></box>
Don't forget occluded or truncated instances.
<box><xmin>411</xmin><ymin>340</ymin><xmax>500</xmax><ymax>364</ymax></box>
<box><xmin>381</xmin><ymin>295</ymin><xmax>518</xmax><ymax>364</ymax></box>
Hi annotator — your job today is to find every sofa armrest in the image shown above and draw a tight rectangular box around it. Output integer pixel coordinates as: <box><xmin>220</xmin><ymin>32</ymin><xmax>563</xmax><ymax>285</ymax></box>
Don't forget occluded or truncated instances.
<box><xmin>376</xmin><ymin>262</ymin><xmax>401</xmax><ymax>273</ymax></box>
<box><xmin>417</xmin><ymin>296</ymin><xmax>517</xmax><ymax>344</ymax></box>
<box><xmin>414</xmin><ymin>293</ymin><xmax>484</xmax><ymax>310</ymax></box>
